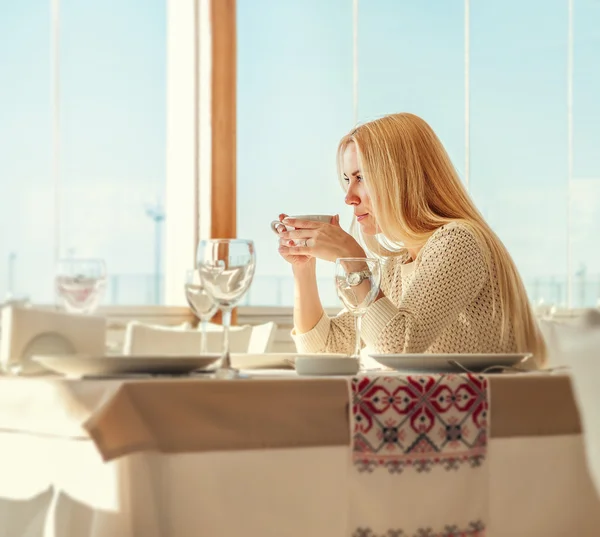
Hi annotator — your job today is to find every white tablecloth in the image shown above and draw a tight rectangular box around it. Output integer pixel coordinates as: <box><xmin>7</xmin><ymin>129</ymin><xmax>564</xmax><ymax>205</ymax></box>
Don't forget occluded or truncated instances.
<box><xmin>1</xmin><ymin>434</ymin><xmax>599</xmax><ymax>537</ymax></box>
<box><xmin>0</xmin><ymin>372</ymin><xmax>599</xmax><ymax>537</ymax></box>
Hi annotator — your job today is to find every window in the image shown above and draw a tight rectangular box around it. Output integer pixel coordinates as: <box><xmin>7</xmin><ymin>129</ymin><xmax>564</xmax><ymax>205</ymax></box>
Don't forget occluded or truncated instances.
<box><xmin>1</xmin><ymin>0</ymin><xmax>167</xmax><ymax>306</ymax></box>
<box><xmin>358</xmin><ymin>0</ymin><xmax>465</xmax><ymax>171</ymax></box>
<box><xmin>470</xmin><ymin>0</ymin><xmax>569</xmax><ymax>307</ymax></box>
<box><xmin>237</xmin><ymin>0</ymin><xmax>353</xmax><ymax>307</ymax></box>
<box><xmin>571</xmin><ymin>0</ymin><xmax>600</xmax><ymax>308</ymax></box>
<box><xmin>59</xmin><ymin>1</ymin><xmax>167</xmax><ymax>305</ymax></box>
<box><xmin>0</xmin><ymin>2</ymin><xmax>53</xmax><ymax>303</ymax></box>
<box><xmin>236</xmin><ymin>0</ymin><xmax>600</xmax><ymax>309</ymax></box>
<box><xmin>4</xmin><ymin>1</ymin><xmax>598</xmax><ymax>312</ymax></box>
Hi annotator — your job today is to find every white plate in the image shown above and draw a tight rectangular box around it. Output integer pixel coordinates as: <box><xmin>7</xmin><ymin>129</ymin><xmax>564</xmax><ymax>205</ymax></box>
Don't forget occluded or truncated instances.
<box><xmin>32</xmin><ymin>354</ymin><xmax>221</xmax><ymax>378</ymax></box>
<box><xmin>369</xmin><ymin>353</ymin><xmax>531</xmax><ymax>373</ymax></box>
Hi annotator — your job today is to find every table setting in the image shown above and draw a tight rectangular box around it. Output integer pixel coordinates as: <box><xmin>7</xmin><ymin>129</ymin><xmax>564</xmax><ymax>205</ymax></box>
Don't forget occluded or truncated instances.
<box><xmin>0</xmin><ymin>239</ymin><xmax>599</xmax><ymax>537</ymax></box>
<box><xmin>0</xmin><ymin>366</ymin><xmax>598</xmax><ymax>537</ymax></box>
<box><xmin>1</xmin><ymin>237</ymin><xmax>537</xmax><ymax>381</ymax></box>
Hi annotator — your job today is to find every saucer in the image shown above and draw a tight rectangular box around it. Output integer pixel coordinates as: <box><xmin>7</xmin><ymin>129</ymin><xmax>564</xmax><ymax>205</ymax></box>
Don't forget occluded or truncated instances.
<box><xmin>295</xmin><ymin>355</ymin><xmax>358</xmax><ymax>376</ymax></box>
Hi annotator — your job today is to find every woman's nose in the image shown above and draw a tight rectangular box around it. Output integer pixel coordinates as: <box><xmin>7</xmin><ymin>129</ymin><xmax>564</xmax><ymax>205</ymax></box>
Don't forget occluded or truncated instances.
<box><xmin>345</xmin><ymin>187</ymin><xmax>360</xmax><ymax>206</ymax></box>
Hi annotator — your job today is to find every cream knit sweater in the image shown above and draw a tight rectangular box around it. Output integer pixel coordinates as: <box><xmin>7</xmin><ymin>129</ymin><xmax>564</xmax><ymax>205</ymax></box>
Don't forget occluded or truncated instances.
<box><xmin>292</xmin><ymin>221</ymin><xmax>517</xmax><ymax>355</ymax></box>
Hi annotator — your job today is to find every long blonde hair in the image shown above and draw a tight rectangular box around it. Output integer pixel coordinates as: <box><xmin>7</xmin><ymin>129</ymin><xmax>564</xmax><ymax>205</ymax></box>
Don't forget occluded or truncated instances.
<box><xmin>338</xmin><ymin>113</ymin><xmax>546</xmax><ymax>366</ymax></box>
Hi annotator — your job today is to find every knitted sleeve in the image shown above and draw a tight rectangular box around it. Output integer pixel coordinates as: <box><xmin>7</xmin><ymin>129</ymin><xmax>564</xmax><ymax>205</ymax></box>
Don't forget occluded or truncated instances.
<box><xmin>360</xmin><ymin>223</ymin><xmax>488</xmax><ymax>353</ymax></box>
<box><xmin>291</xmin><ymin>307</ymin><xmax>358</xmax><ymax>355</ymax></box>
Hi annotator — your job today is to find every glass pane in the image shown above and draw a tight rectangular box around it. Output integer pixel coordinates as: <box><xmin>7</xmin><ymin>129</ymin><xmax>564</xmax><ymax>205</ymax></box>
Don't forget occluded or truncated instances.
<box><xmin>470</xmin><ymin>0</ymin><xmax>568</xmax><ymax>308</ymax></box>
<box><xmin>59</xmin><ymin>0</ymin><xmax>166</xmax><ymax>305</ymax></box>
<box><xmin>571</xmin><ymin>0</ymin><xmax>600</xmax><ymax>307</ymax></box>
<box><xmin>358</xmin><ymin>0</ymin><xmax>465</xmax><ymax>176</ymax></box>
<box><xmin>237</xmin><ymin>0</ymin><xmax>353</xmax><ymax>307</ymax></box>
<box><xmin>571</xmin><ymin>180</ymin><xmax>600</xmax><ymax>307</ymax></box>
<box><xmin>0</xmin><ymin>2</ymin><xmax>54</xmax><ymax>303</ymax></box>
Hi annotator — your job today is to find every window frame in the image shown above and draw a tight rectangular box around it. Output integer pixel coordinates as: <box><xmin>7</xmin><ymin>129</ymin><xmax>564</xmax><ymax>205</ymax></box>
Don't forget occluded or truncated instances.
<box><xmin>29</xmin><ymin>0</ymin><xmax>587</xmax><ymax>327</ymax></box>
<box><xmin>165</xmin><ymin>0</ymin><xmax>295</xmax><ymax>329</ymax></box>
<box><xmin>30</xmin><ymin>0</ymin><xmax>291</xmax><ymax>328</ymax></box>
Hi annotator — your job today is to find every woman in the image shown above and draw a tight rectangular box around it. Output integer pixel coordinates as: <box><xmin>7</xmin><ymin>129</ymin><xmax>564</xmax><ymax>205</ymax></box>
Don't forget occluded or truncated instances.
<box><xmin>275</xmin><ymin>113</ymin><xmax>546</xmax><ymax>367</ymax></box>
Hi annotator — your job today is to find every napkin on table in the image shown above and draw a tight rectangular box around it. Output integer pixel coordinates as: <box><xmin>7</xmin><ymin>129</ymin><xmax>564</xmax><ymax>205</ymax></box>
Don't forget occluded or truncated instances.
<box><xmin>0</xmin><ymin>306</ymin><xmax>106</xmax><ymax>374</ymax></box>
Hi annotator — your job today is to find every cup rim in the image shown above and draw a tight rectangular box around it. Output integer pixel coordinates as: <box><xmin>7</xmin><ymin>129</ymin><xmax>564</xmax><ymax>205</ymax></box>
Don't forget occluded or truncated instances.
<box><xmin>198</xmin><ymin>238</ymin><xmax>254</xmax><ymax>244</ymax></box>
<box><xmin>285</xmin><ymin>214</ymin><xmax>333</xmax><ymax>220</ymax></box>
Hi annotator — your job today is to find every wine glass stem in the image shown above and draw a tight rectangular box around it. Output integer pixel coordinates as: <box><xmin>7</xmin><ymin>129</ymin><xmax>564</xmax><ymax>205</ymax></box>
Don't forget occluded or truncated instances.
<box><xmin>353</xmin><ymin>314</ymin><xmax>362</xmax><ymax>359</ymax></box>
<box><xmin>200</xmin><ymin>319</ymin><xmax>208</xmax><ymax>354</ymax></box>
<box><xmin>221</xmin><ymin>307</ymin><xmax>232</xmax><ymax>369</ymax></box>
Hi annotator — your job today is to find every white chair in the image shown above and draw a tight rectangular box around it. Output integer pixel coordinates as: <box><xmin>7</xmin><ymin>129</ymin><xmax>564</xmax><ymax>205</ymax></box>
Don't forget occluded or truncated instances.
<box><xmin>553</xmin><ymin>310</ymin><xmax>600</xmax><ymax>497</ymax></box>
<box><xmin>123</xmin><ymin>321</ymin><xmax>252</xmax><ymax>355</ymax></box>
<box><xmin>123</xmin><ymin>321</ymin><xmax>277</xmax><ymax>355</ymax></box>
<box><xmin>247</xmin><ymin>321</ymin><xmax>278</xmax><ymax>353</ymax></box>
<box><xmin>538</xmin><ymin>310</ymin><xmax>600</xmax><ymax>367</ymax></box>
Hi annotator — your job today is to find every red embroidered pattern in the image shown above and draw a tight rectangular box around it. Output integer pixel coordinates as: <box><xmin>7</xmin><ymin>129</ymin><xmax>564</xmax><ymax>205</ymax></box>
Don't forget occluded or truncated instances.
<box><xmin>352</xmin><ymin>374</ymin><xmax>488</xmax><ymax>473</ymax></box>
<box><xmin>353</xmin><ymin>520</ymin><xmax>485</xmax><ymax>537</ymax></box>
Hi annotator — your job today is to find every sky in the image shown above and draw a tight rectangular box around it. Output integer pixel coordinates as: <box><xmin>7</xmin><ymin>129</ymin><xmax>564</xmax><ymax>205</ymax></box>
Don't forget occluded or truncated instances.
<box><xmin>237</xmin><ymin>0</ymin><xmax>600</xmax><ymax>307</ymax></box>
<box><xmin>0</xmin><ymin>0</ymin><xmax>166</xmax><ymax>303</ymax></box>
<box><xmin>0</xmin><ymin>0</ymin><xmax>599</xmax><ymax>307</ymax></box>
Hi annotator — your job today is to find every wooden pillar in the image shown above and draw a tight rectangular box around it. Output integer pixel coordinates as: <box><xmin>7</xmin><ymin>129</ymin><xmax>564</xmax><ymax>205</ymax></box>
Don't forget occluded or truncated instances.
<box><xmin>210</xmin><ymin>0</ymin><xmax>236</xmax><ymax>239</ymax></box>
<box><xmin>209</xmin><ymin>0</ymin><xmax>238</xmax><ymax>324</ymax></box>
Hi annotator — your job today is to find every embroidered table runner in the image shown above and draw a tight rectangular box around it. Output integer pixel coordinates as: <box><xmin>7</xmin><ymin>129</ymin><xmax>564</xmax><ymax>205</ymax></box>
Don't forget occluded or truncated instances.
<box><xmin>349</xmin><ymin>374</ymin><xmax>490</xmax><ymax>537</ymax></box>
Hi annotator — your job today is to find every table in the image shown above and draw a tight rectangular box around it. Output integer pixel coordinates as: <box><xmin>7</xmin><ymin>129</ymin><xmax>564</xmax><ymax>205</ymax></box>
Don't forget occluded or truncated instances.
<box><xmin>0</xmin><ymin>372</ymin><xmax>598</xmax><ymax>537</ymax></box>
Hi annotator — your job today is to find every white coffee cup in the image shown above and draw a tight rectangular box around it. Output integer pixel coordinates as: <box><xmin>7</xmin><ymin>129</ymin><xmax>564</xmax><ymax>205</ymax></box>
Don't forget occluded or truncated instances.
<box><xmin>270</xmin><ymin>214</ymin><xmax>333</xmax><ymax>235</ymax></box>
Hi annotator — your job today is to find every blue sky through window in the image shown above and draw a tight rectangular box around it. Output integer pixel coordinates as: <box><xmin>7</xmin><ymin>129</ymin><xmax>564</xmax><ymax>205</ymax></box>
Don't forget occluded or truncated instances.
<box><xmin>0</xmin><ymin>0</ymin><xmax>598</xmax><ymax>306</ymax></box>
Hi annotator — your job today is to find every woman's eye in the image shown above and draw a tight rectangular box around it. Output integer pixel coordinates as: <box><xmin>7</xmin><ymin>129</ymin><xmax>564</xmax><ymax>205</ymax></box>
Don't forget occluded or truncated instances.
<box><xmin>343</xmin><ymin>176</ymin><xmax>350</xmax><ymax>184</ymax></box>
<box><xmin>356</xmin><ymin>175</ymin><xmax>363</xmax><ymax>182</ymax></box>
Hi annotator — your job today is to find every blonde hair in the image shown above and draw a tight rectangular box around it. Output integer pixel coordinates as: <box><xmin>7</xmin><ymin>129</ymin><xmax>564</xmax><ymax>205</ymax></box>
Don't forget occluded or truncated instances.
<box><xmin>337</xmin><ymin>113</ymin><xmax>546</xmax><ymax>366</ymax></box>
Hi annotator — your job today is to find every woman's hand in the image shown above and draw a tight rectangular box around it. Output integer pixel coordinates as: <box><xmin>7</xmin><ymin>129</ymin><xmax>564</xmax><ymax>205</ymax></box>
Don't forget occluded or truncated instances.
<box><xmin>277</xmin><ymin>214</ymin><xmax>366</xmax><ymax>263</ymax></box>
<box><xmin>275</xmin><ymin>214</ymin><xmax>316</xmax><ymax>269</ymax></box>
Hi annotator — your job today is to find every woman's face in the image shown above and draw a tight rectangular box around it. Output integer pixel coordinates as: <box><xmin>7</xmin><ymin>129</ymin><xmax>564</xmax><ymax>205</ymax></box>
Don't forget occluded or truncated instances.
<box><xmin>343</xmin><ymin>143</ymin><xmax>377</xmax><ymax>235</ymax></box>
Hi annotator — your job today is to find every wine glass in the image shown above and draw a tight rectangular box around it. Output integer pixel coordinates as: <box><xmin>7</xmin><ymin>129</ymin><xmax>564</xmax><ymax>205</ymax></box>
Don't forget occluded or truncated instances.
<box><xmin>55</xmin><ymin>258</ymin><xmax>107</xmax><ymax>314</ymax></box>
<box><xmin>196</xmin><ymin>239</ymin><xmax>256</xmax><ymax>378</ymax></box>
<box><xmin>335</xmin><ymin>258</ymin><xmax>381</xmax><ymax>359</ymax></box>
<box><xmin>184</xmin><ymin>269</ymin><xmax>218</xmax><ymax>354</ymax></box>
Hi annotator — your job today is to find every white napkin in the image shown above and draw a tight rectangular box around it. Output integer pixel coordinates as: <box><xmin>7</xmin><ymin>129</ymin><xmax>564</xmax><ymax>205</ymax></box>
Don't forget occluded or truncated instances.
<box><xmin>0</xmin><ymin>306</ymin><xmax>106</xmax><ymax>374</ymax></box>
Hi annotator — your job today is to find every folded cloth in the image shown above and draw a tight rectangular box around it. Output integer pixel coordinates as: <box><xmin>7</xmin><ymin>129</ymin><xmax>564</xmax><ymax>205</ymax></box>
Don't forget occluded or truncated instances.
<box><xmin>0</xmin><ymin>306</ymin><xmax>106</xmax><ymax>374</ymax></box>
<box><xmin>348</xmin><ymin>374</ymin><xmax>489</xmax><ymax>536</ymax></box>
